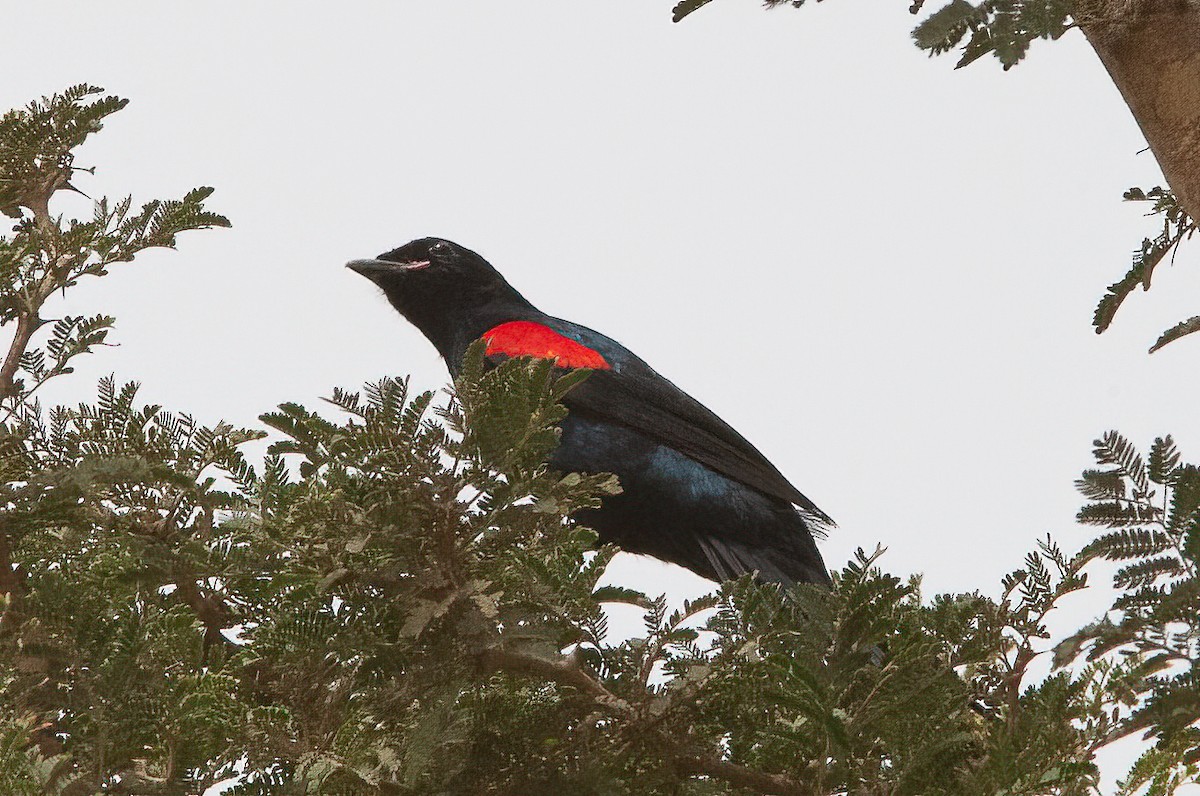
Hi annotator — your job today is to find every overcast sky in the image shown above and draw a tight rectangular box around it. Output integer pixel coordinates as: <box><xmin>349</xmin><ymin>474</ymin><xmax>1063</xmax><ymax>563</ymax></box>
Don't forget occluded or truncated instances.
<box><xmin>9</xmin><ymin>1</ymin><xmax>1200</xmax><ymax>789</ymax></box>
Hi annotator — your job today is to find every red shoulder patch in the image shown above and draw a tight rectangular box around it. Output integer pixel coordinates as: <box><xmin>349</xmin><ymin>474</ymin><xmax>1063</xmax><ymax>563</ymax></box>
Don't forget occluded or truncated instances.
<box><xmin>482</xmin><ymin>321</ymin><xmax>611</xmax><ymax>370</ymax></box>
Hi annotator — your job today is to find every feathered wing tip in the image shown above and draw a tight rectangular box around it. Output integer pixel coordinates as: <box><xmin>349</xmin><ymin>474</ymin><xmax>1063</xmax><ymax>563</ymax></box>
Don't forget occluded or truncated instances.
<box><xmin>800</xmin><ymin>505</ymin><xmax>836</xmax><ymax>541</ymax></box>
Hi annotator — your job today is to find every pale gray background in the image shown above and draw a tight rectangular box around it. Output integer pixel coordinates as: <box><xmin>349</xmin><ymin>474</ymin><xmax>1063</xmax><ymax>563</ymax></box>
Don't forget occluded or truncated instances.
<box><xmin>7</xmin><ymin>1</ymin><xmax>1200</xmax><ymax>790</ymax></box>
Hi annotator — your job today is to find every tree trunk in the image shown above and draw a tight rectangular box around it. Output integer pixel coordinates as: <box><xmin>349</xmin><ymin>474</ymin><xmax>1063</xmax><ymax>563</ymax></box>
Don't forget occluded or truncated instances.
<box><xmin>1078</xmin><ymin>0</ymin><xmax>1200</xmax><ymax>220</ymax></box>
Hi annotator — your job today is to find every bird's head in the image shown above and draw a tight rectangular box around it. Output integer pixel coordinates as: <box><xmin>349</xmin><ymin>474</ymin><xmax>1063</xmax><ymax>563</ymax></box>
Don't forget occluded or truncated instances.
<box><xmin>348</xmin><ymin>237</ymin><xmax>535</xmax><ymax>360</ymax></box>
<box><xmin>348</xmin><ymin>237</ymin><xmax>497</xmax><ymax>295</ymax></box>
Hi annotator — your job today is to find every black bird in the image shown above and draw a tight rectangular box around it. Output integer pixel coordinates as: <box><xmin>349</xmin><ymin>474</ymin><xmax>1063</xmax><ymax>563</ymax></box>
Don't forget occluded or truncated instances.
<box><xmin>349</xmin><ymin>238</ymin><xmax>832</xmax><ymax>586</ymax></box>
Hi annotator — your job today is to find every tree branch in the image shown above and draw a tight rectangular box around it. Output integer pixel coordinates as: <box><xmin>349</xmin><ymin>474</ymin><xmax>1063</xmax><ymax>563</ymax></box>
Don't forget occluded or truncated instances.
<box><xmin>478</xmin><ymin>645</ymin><xmax>632</xmax><ymax>715</ymax></box>
<box><xmin>0</xmin><ymin>523</ymin><xmax>24</xmax><ymax>634</ymax></box>
<box><xmin>1078</xmin><ymin>2</ymin><xmax>1200</xmax><ymax>223</ymax></box>
<box><xmin>0</xmin><ymin>312</ymin><xmax>39</xmax><ymax>400</ymax></box>
<box><xmin>172</xmin><ymin>570</ymin><xmax>236</xmax><ymax>654</ymax></box>
<box><xmin>676</xmin><ymin>755</ymin><xmax>817</xmax><ymax>796</ymax></box>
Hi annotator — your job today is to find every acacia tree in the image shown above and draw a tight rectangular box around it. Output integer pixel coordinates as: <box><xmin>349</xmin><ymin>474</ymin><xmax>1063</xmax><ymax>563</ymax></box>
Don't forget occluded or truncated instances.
<box><xmin>675</xmin><ymin>0</ymin><xmax>1200</xmax><ymax>353</ymax></box>
<box><xmin>0</xmin><ymin>87</ymin><xmax>1197</xmax><ymax>794</ymax></box>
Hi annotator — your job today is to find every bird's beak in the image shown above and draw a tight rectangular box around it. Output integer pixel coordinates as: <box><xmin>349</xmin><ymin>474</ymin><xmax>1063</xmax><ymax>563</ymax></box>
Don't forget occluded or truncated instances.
<box><xmin>346</xmin><ymin>258</ymin><xmax>431</xmax><ymax>282</ymax></box>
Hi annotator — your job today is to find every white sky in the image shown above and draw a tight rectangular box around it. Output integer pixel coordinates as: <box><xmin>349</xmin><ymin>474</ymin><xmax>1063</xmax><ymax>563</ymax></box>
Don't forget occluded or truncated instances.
<box><xmin>8</xmin><ymin>1</ymin><xmax>1200</xmax><ymax>791</ymax></box>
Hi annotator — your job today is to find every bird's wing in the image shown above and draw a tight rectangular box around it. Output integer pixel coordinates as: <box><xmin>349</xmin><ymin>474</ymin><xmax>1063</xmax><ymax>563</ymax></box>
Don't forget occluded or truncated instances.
<box><xmin>567</xmin><ymin>364</ymin><xmax>833</xmax><ymax>525</ymax></box>
<box><xmin>481</xmin><ymin>317</ymin><xmax>833</xmax><ymax>526</ymax></box>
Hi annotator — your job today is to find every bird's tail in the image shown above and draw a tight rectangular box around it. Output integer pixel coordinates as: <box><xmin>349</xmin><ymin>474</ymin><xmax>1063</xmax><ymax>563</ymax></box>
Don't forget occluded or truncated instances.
<box><xmin>697</xmin><ymin>535</ymin><xmax>832</xmax><ymax>588</ymax></box>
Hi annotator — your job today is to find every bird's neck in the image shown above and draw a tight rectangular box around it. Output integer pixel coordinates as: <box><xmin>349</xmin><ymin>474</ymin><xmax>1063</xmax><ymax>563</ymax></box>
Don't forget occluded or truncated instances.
<box><xmin>395</xmin><ymin>294</ymin><xmax>542</xmax><ymax>372</ymax></box>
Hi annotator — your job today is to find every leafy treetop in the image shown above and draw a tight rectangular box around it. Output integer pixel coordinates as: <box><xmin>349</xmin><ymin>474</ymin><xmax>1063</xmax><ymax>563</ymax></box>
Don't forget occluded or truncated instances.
<box><xmin>0</xmin><ymin>85</ymin><xmax>1197</xmax><ymax>795</ymax></box>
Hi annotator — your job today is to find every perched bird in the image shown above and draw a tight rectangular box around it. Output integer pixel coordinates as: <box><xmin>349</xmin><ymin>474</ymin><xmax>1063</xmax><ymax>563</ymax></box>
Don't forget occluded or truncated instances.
<box><xmin>349</xmin><ymin>238</ymin><xmax>832</xmax><ymax>586</ymax></box>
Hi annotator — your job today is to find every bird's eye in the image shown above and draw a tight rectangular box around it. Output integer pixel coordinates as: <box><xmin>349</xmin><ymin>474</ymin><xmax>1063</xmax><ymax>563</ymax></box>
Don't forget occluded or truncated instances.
<box><xmin>430</xmin><ymin>241</ymin><xmax>452</xmax><ymax>256</ymax></box>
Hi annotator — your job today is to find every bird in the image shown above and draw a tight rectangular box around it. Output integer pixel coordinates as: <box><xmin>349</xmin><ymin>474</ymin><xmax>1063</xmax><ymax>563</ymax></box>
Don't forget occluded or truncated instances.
<box><xmin>348</xmin><ymin>237</ymin><xmax>832</xmax><ymax>587</ymax></box>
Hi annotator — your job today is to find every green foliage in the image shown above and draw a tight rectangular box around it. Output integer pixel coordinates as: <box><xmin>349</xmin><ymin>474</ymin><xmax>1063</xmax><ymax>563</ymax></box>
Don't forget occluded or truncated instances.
<box><xmin>0</xmin><ymin>85</ymin><xmax>228</xmax><ymax>423</ymax></box>
<box><xmin>908</xmin><ymin>0</ymin><xmax>1073</xmax><ymax>69</ymax></box>
<box><xmin>672</xmin><ymin>0</ymin><xmax>1073</xmax><ymax>71</ymax></box>
<box><xmin>672</xmin><ymin>0</ymin><xmax>810</xmax><ymax>23</ymax></box>
<box><xmin>0</xmin><ymin>374</ymin><xmax>262</xmax><ymax>793</ymax></box>
<box><xmin>0</xmin><ymin>86</ymin><xmax>241</xmax><ymax>794</ymax></box>
<box><xmin>4</xmin><ymin>86</ymin><xmax>1200</xmax><ymax>795</ymax></box>
<box><xmin>0</xmin><ymin>84</ymin><xmax>126</xmax><ymax>219</ymax></box>
<box><xmin>1056</xmin><ymin>432</ymin><xmax>1200</xmax><ymax>790</ymax></box>
<box><xmin>1091</xmin><ymin>187</ymin><xmax>1200</xmax><ymax>352</ymax></box>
